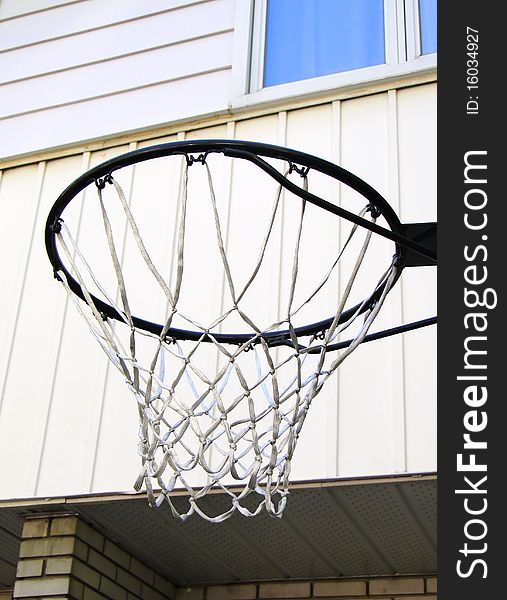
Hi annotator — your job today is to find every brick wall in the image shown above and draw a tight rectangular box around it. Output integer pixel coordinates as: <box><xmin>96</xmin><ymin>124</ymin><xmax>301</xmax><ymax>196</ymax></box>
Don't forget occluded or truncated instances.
<box><xmin>13</xmin><ymin>514</ymin><xmax>175</xmax><ymax>599</ymax></box>
<box><xmin>176</xmin><ymin>577</ymin><xmax>437</xmax><ymax>600</ymax></box>
<box><xmin>10</xmin><ymin>513</ymin><xmax>437</xmax><ymax>600</ymax></box>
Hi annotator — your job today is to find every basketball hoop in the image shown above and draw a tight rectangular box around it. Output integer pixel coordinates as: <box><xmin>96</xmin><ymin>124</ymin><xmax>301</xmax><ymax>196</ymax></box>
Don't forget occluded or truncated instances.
<box><xmin>45</xmin><ymin>140</ymin><xmax>436</xmax><ymax>522</ymax></box>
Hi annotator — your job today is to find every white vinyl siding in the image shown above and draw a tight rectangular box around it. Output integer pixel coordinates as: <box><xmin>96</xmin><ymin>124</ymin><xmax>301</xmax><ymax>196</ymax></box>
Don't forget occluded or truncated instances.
<box><xmin>0</xmin><ymin>83</ymin><xmax>436</xmax><ymax>499</ymax></box>
<box><xmin>0</xmin><ymin>0</ymin><xmax>436</xmax><ymax>163</ymax></box>
<box><xmin>0</xmin><ymin>0</ymin><xmax>236</xmax><ymax>160</ymax></box>
<box><xmin>0</xmin><ymin>0</ymin><xmax>80</xmax><ymax>20</ymax></box>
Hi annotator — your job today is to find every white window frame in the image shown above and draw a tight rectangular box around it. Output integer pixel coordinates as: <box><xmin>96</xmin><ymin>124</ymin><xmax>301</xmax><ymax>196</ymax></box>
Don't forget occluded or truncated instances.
<box><xmin>230</xmin><ymin>0</ymin><xmax>437</xmax><ymax>109</ymax></box>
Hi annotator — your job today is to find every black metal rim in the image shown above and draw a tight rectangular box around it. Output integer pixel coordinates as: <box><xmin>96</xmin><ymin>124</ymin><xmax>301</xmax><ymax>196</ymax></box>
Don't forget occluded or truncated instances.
<box><xmin>45</xmin><ymin>139</ymin><xmax>419</xmax><ymax>346</ymax></box>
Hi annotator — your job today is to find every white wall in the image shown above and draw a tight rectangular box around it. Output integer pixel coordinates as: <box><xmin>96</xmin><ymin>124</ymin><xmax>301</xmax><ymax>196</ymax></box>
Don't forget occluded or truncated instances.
<box><xmin>0</xmin><ymin>0</ymin><xmax>437</xmax><ymax>164</ymax></box>
<box><xmin>0</xmin><ymin>0</ymin><xmax>237</xmax><ymax>160</ymax></box>
<box><xmin>0</xmin><ymin>83</ymin><xmax>436</xmax><ymax>500</ymax></box>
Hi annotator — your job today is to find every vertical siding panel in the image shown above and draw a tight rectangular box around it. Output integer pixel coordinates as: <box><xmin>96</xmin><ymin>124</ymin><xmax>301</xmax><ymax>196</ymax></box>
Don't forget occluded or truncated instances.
<box><xmin>397</xmin><ymin>84</ymin><xmax>437</xmax><ymax>472</ymax></box>
<box><xmin>34</xmin><ymin>152</ymin><xmax>94</xmax><ymax>495</ymax></box>
<box><xmin>275</xmin><ymin>110</ymin><xmax>287</xmax><ymax>325</ymax></box>
<box><xmin>397</xmin><ymin>84</ymin><xmax>437</xmax><ymax>219</ymax></box>
<box><xmin>0</xmin><ymin>155</ymin><xmax>84</xmax><ymax>497</ymax></box>
<box><xmin>176</xmin><ymin>124</ymin><xmax>231</xmax><ymax>488</ymax></box>
<box><xmin>0</xmin><ymin>159</ymin><xmax>49</xmax><ymax>498</ymax></box>
<box><xmin>178</xmin><ymin>123</ymin><xmax>236</xmax><ymax>485</ymax></box>
<box><xmin>337</xmin><ymin>92</ymin><xmax>398</xmax><ymax>476</ymax></box>
<box><xmin>206</xmin><ymin>120</ymin><xmax>237</xmax><ymax>478</ymax></box>
<box><xmin>207</xmin><ymin>115</ymin><xmax>283</xmax><ymax>487</ymax></box>
<box><xmin>35</xmin><ymin>145</ymin><xmax>132</xmax><ymax>495</ymax></box>
<box><xmin>387</xmin><ymin>89</ymin><xmax>407</xmax><ymax>473</ymax></box>
<box><xmin>330</xmin><ymin>100</ymin><xmax>342</xmax><ymax>477</ymax></box>
<box><xmin>0</xmin><ymin>164</ymin><xmax>41</xmax><ymax>397</ymax></box>
<box><xmin>37</xmin><ymin>149</ymin><xmax>138</xmax><ymax>495</ymax></box>
<box><xmin>229</xmin><ymin>114</ymin><xmax>282</xmax><ymax>334</ymax></box>
<box><xmin>283</xmin><ymin>104</ymin><xmax>338</xmax><ymax>479</ymax></box>
<box><xmin>85</xmin><ymin>142</ymin><xmax>160</xmax><ymax>493</ymax></box>
<box><xmin>36</xmin><ymin>145</ymin><xmax>150</xmax><ymax>495</ymax></box>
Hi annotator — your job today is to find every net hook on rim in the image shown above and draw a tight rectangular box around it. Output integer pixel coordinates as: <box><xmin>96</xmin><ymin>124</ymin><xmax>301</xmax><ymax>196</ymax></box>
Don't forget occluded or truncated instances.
<box><xmin>95</xmin><ymin>173</ymin><xmax>114</xmax><ymax>190</ymax></box>
<box><xmin>185</xmin><ymin>152</ymin><xmax>209</xmax><ymax>167</ymax></box>
<box><xmin>288</xmin><ymin>162</ymin><xmax>310</xmax><ymax>178</ymax></box>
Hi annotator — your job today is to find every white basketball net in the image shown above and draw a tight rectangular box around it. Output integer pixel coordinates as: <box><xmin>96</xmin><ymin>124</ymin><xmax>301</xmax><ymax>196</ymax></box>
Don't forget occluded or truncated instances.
<box><xmin>54</xmin><ymin>157</ymin><xmax>398</xmax><ymax>522</ymax></box>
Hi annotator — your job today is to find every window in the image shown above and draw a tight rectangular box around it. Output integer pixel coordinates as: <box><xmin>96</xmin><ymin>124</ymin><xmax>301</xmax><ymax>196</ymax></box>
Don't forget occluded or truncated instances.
<box><xmin>263</xmin><ymin>0</ymin><xmax>385</xmax><ymax>88</ymax></box>
<box><xmin>419</xmin><ymin>0</ymin><xmax>437</xmax><ymax>55</ymax></box>
<box><xmin>239</xmin><ymin>0</ymin><xmax>437</xmax><ymax>103</ymax></box>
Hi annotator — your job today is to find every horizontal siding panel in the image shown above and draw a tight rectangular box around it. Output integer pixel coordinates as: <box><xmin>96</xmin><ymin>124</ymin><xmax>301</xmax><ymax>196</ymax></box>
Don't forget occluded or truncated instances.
<box><xmin>0</xmin><ymin>0</ymin><xmax>80</xmax><ymax>21</ymax></box>
<box><xmin>0</xmin><ymin>0</ymin><xmax>209</xmax><ymax>50</ymax></box>
<box><xmin>0</xmin><ymin>31</ymin><xmax>233</xmax><ymax>118</ymax></box>
<box><xmin>0</xmin><ymin>68</ymin><xmax>231</xmax><ymax>159</ymax></box>
<box><xmin>0</xmin><ymin>0</ymin><xmax>235</xmax><ymax>84</ymax></box>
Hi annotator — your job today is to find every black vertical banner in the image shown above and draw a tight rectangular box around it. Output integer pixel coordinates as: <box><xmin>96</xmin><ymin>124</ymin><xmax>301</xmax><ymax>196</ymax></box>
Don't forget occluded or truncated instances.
<box><xmin>439</xmin><ymin>3</ymin><xmax>504</xmax><ymax>598</ymax></box>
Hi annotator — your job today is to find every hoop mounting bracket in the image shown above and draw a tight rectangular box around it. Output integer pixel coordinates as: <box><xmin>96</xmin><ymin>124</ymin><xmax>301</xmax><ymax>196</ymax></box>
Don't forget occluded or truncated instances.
<box><xmin>403</xmin><ymin>222</ymin><xmax>437</xmax><ymax>267</ymax></box>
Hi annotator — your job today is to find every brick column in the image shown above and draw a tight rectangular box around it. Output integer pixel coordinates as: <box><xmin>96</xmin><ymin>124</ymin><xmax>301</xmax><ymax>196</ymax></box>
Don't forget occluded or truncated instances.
<box><xmin>13</xmin><ymin>513</ymin><xmax>175</xmax><ymax>600</ymax></box>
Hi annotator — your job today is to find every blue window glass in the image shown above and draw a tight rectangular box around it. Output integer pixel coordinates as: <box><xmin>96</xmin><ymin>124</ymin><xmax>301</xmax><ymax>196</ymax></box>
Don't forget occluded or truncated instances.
<box><xmin>263</xmin><ymin>0</ymin><xmax>385</xmax><ymax>88</ymax></box>
<box><xmin>419</xmin><ymin>0</ymin><xmax>437</xmax><ymax>54</ymax></box>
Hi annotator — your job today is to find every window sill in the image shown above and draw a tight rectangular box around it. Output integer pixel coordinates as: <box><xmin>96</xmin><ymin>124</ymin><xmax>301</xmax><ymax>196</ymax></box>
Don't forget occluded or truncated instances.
<box><xmin>230</xmin><ymin>54</ymin><xmax>437</xmax><ymax>112</ymax></box>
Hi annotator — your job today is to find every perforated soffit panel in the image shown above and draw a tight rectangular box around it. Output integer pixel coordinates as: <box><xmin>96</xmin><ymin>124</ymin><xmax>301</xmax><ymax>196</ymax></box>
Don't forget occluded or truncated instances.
<box><xmin>0</xmin><ymin>474</ymin><xmax>436</xmax><ymax>587</ymax></box>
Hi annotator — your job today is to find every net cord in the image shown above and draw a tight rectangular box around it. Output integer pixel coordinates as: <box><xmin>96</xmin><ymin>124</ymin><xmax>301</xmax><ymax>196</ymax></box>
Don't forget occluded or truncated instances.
<box><xmin>55</xmin><ymin>158</ymin><xmax>397</xmax><ymax>521</ymax></box>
